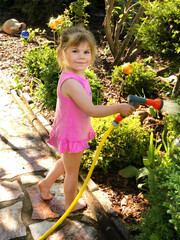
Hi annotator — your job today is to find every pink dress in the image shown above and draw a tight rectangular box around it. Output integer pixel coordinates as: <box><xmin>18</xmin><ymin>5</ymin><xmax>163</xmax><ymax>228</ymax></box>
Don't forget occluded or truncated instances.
<box><xmin>47</xmin><ymin>71</ymin><xmax>96</xmax><ymax>153</ymax></box>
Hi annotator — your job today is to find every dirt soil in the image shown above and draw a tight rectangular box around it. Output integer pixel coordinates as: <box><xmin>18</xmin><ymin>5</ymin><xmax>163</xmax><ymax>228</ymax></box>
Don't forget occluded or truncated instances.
<box><xmin>0</xmin><ymin>31</ymin><xmax>167</xmax><ymax>238</ymax></box>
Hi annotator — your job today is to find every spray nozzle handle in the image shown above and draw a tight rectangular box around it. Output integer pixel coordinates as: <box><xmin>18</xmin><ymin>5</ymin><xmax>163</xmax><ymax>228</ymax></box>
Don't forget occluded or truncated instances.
<box><xmin>127</xmin><ymin>95</ymin><xmax>146</xmax><ymax>109</ymax></box>
<box><xmin>127</xmin><ymin>95</ymin><xmax>163</xmax><ymax>110</ymax></box>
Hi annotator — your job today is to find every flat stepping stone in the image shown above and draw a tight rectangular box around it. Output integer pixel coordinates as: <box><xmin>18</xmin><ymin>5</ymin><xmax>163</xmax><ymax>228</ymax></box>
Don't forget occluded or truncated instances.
<box><xmin>0</xmin><ymin>201</ymin><xmax>26</xmax><ymax>240</ymax></box>
<box><xmin>0</xmin><ymin>149</ymin><xmax>56</xmax><ymax>179</ymax></box>
<box><xmin>47</xmin><ymin>221</ymin><xmax>98</xmax><ymax>240</ymax></box>
<box><xmin>29</xmin><ymin>220</ymin><xmax>98</xmax><ymax>240</ymax></box>
<box><xmin>0</xmin><ymin>180</ymin><xmax>24</xmax><ymax>201</ymax></box>
<box><xmin>26</xmin><ymin>185</ymin><xmax>64</xmax><ymax>219</ymax></box>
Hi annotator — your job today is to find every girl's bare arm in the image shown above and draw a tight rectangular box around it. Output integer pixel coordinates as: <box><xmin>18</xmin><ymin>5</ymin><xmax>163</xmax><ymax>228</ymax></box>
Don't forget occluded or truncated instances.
<box><xmin>61</xmin><ymin>78</ymin><xmax>135</xmax><ymax>118</ymax></box>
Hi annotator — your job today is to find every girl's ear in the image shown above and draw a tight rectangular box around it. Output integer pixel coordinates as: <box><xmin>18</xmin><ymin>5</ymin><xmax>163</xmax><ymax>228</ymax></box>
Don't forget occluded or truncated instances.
<box><xmin>59</xmin><ymin>49</ymin><xmax>64</xmax><ymax>59</ymax></box>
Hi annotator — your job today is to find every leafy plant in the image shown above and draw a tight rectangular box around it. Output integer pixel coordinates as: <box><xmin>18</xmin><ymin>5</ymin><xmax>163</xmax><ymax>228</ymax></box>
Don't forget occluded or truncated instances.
<box><xmin>69</xmin><ymin>0</ymin><xmax>90</xmax><ymax>26</ymax></box>
<box><xmin>111</xmin><ymin>61</ymin><xmax>162</xmax><ymax>97</ymax></box>
<box><xmin>24</xmin><ymin>45</ymin><xmax>59</xmax><ymax>110</ymax></box>
<box><xmin>135</xmin><ymin>159</ymin><xmax>180</xmax><ymax>240</ymax></box>
<box><xmin>81</xmin><ymin>115</ymin><xmax>149</xmax><ymax>173</ymax></box>
<box><xmin>136</xmin><ymin>131</ymin><xmax>162</xmax><ymax>189</ymax></box>
<box><xmin>11</xmin><ymin>76</ymin><xmax>23</xmax><ymax>90</ymax></box>
<box><xmin>20</xmin><ymin>28</ymin><xmax>46</xmax><ymax>45</ymax></box>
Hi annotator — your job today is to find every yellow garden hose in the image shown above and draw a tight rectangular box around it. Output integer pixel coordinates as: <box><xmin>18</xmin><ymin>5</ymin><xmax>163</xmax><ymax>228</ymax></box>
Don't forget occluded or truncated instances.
<box><xmin>38</xmin><ymin>123</ymin><xmax>115</xmax><ymax>240</ymax></box>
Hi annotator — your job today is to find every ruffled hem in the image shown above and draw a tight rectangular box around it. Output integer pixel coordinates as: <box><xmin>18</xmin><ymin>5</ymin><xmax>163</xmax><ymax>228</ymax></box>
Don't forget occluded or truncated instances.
<box><xmin>47</xmin><ymin>131</ymin><xmax>95</xmax><ymax>154</ymax></box>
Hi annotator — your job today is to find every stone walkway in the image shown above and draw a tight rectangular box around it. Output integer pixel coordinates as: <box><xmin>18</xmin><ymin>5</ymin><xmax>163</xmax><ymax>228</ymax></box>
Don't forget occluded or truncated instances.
<box><xmin>0</xmin><ymin>74</ymin><xmax>132</xmax><ymax>240</ymax></box>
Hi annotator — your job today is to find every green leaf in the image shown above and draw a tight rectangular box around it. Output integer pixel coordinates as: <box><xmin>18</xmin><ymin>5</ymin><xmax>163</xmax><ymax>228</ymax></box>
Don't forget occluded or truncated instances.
<box><xmin>118</xmin><ymin>165</ymin><xmax>138</xmax><ymax>178</ymax></box>
<box><xmin>143</xmin><ymin>157</ymin><xmax>151</xmax><ymax>166</ymax></box>
<box><xmin>150</xmin><ymin>233</ymin><xmax>159</xmax><ymax>240</ymax></box>
<box><xmin>148</xmin><ymin>106</ymin><xmax>156</xmax><ymax>117</ymax></box>
<box><xmin>137</xmin><ymin>183</ymin><xmax>146</xmax><ymax>190</ymax></box>
<box><xmin>136</xmin><ymin>167</ymin><xmax>150</xmax><ymax>180</ymax></box>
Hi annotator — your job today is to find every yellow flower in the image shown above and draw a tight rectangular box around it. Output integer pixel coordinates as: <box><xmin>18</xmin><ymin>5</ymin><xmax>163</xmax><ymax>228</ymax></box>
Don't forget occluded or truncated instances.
<box><xmin>122</xmin><ymin>63</ymin><xmax>133</xmax><ymax>75</ymax></box>
<box><xmin>57</xmin><ymin>16</ymin><xmax>64</xmax><ymax>25</ymax></box>
<box><xmin>49</xmin><ymin>19</ymin><xmax>59</xmax><ymax>30</ymax></box>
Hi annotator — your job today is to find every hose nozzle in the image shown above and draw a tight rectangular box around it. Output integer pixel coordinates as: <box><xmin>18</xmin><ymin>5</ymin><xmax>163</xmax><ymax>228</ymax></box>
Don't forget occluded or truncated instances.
<box><xmin>127</xmin><ymin>95</ymin><xmax>163</xmax><ymax>110</ymax></box>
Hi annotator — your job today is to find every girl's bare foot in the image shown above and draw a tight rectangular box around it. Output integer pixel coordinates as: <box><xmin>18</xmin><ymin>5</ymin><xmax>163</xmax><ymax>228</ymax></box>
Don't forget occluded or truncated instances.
<box><xmin>38</xmin><ymin>181</ymin><xmax>52</xmax><ymax>200</ymax></box>
<box><xmin>65</xmin><ymin>198</ymin><xmax>86</xmax><ymax>212</ymax></box>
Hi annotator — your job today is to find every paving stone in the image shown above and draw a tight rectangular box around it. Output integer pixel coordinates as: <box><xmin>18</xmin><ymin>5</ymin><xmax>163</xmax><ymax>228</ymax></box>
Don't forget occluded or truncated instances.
<box><xmin>26</xmin><ymin>184</ymin><xmax>64</xmax><ymax>219</ymax></box>
<box><xmin>0</xmin><ymin>120</ymin><xmax>39</xmax><ymax>137</ymax></box>
<box><xmin>21</xmin><ymin>174</ymin><xmax>44</xmax><ymax>184</ymax></box>
<box><xmin>0</xmin><ymin>180</ymin><xmax>24</xmax><ymax>201</ymax></box>
<box><xmin>0</xmin><ymin>201</ymin><xmax>26</xmax><ymax>240</ymax></box>
<box><xmin>29</xmin><ymin>220</ymin><xmax>55</xmax><ymax>240</ymax></box>
<box><xmin>29</xmin><ymin>220</ymin><xmax>98</xmax><ymax>240</ymax></box>
<box><xmin>0</xmin><ymin>149</ymin><xmax>56</xmax><ymax>179</ymax></box>
<box><xmin>47</xmin><ymin>221</ymin><xmax>98</xmax><ymax>240</ymax></box>
<box><xmin>50</xmin><ymin>182</ymin><xmax>65</xmax><ymax>202</ymax></box>
<box><xmin>2</xmin><ymin>135</ymin><xmax>48</xmax><ymax>150</ymax></box>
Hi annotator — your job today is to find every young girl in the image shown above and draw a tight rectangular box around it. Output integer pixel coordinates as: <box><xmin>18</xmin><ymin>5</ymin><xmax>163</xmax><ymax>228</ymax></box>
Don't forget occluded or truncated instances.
<box><xmin>38</xmin><ymin>26</ymin><xmax>135</xmax><ymax>212</ymax></box>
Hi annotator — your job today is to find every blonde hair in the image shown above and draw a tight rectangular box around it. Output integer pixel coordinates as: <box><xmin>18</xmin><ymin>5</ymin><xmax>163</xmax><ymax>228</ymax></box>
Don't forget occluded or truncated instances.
<box><xmin>57</xmin><ymin>26</ymin><xmax>96</xmax><ymax>69</ymax></box>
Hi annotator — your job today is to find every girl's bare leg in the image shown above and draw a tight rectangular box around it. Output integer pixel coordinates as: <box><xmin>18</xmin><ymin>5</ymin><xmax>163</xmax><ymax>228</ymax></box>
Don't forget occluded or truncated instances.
<box><xmin>62</xmin><ymin>151</ymin><xmax>86</xmax><ymax>212</ymax></box>
<box><xmin>38</xmin><ymin>158</ymin><xmax>65</xmax><ymax>200</ymax></box>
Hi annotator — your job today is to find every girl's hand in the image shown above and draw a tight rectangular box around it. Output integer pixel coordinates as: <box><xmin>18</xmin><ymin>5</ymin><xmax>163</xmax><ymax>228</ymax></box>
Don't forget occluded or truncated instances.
<box><xmin>118</xmin><ymin>103</ymin><xmax>136</xmax><ymax>117</ymax></box>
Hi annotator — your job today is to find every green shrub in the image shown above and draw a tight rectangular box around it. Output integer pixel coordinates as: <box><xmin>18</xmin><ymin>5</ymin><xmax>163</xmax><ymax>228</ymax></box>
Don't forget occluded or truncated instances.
<box><xmin>24</xmin><ymin>45</ymin><xmax>59</xmax><ymax>110</ymax></box>
<box><xmin>137</xmin><ymin>0</ymin><xmax>180</xmax><ymax>62</ymax></box>
<box><xmin>135</xmin><ymin>158</ymin><xmax>180</xmax><ymax>240</ymax></box>
<box><xmin>111</xmin><ymin>61</ymin><xmax>161</xmax><ymax>97</ymax></box>
<box><xmin>81</xmin><ymin>115</ymin><xmax>149</xmax><ymax>173</ymax></box>
<box><xmin>24</xmin><ymin>45</ymin><xmax>58</xmax><ymax>79</ymax></box>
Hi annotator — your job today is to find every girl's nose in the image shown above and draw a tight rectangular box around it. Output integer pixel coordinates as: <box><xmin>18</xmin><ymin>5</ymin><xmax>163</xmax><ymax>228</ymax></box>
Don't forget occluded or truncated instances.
<box><xmin>79</xmin><ymin>52</ymin><xmax>85</xmax><ymax>58</ymax></box>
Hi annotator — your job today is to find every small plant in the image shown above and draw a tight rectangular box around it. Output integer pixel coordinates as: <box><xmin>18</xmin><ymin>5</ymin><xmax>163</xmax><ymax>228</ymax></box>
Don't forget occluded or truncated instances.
<box><xmin>69</xmin><ymin>0</ymin><xmax>90</xmax><ymax>26</ymax></box>
<box><xmin>136</xmin><ymin>131</ymin><xmax>162</xmax><ymax>189</ymax></box>
<box><xmin>20</xmin><ymin>28</ymin><xmax>46</xmax><ymax>45</ymax></box>
<box><xmin>11</xmin><ymin>76</ymin><xmax>24</xmax><ymax>90</ymax></box>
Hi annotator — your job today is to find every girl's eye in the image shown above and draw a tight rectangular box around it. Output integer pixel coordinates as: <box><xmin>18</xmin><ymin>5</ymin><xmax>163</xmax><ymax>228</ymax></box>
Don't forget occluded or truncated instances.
<box><xmin>73</xmin><ymin>50</ymin><xmax>78</xmax><ymax>53</ymax></box>
<box><xmin>85</xmin><ymin>51</ymin><xmax>90</xmax><ymax>54</ymax></box>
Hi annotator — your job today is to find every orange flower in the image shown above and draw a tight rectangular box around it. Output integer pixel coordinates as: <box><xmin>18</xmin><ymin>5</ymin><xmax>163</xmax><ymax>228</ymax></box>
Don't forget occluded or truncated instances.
<box><xmin>122</xmin><ymin>63</ymin><xmax>133</xmax><ymax>75</ymax></box>
<box><xmin>49</xmin><ymin>19</ymin><xmax>59</xmax><ymax>30</ymax></box>
<box><xmin>57</xmin><ymin>16</ymin><xmax>64</xmax><ymax>25</ymax></box>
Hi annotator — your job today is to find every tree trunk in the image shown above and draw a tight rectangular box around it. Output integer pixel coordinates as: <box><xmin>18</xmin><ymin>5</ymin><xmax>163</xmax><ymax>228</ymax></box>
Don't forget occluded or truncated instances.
<box><xmin>113</xmin><ymin>5</ymin><xmax>145</xmax><ymax>66</ymax></box>
<box><xmin>173</xmin><ymin>71</ymin><xmax>180</xmax><ymax>97</ymax></box>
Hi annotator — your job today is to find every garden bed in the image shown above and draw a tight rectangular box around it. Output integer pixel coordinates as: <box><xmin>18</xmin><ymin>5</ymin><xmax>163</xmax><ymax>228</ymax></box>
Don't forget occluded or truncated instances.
<box><xmin>0</xmin><ymin>31</ymin><xmax>171</xmax><ymax>238</ymax></box>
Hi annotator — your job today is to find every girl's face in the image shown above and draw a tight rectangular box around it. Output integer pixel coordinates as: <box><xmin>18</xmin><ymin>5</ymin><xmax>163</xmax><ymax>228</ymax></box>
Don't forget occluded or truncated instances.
<box><xmin>62</xmin><ymin>42</ymin><xmax>92</xmax><ymax>77</ymax></box>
